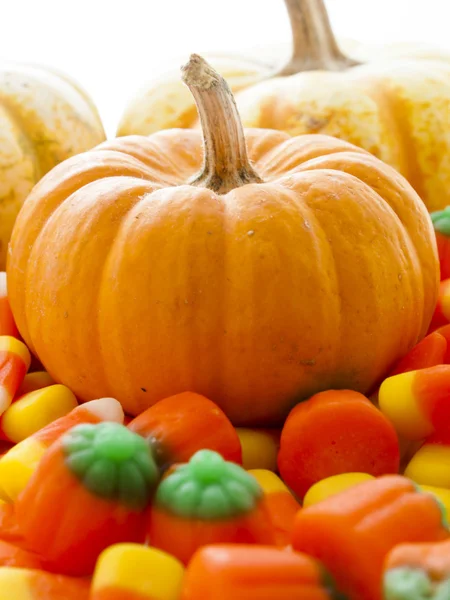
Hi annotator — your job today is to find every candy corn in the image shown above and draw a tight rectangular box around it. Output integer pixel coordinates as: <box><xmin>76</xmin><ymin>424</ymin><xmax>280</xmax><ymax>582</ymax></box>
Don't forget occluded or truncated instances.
<box><xmin>0</xmin><ymin>336</ymin><xmax>31</xmax><ymax>414</ymax></box>
<box><xmin>0</xmin><ymin>274</ymin><xmax>19</xmax><ymax>339</ymax></box>
<box><xmin>236</xmin><ymin>428</ymin><xmax>279</xmax><ymax>472</ymax></box>
<box><xmin>0</xmin><ymin>567</ymin><xmax>90</xmax><ymax>600</ymax></box>
<box><xmin>249</xmin><ymin>469</ymin><xmax>300</xmax><ymax>547</ymax></box>
<box><xmin>379</xmin><ymin>365</ymin><xmax>450</xmax><ymax>441</ymax></box>
<box><xmin>405</xmin><ymin>429</ymin><xmax>450</xmax><ymax>489</ymax></box>
<box><xmin>0</xmin><ymin>384</ymin><xmax>78</xmax><ymax>443</ymax></box>
<box><xmin>0</xmin><ymin>397</ymin><xmax>124</xmax><ymax>501</ymax></box>
<box><xmin>91</xmin><ymin>544</ymin><xmax>184</xmax><ymax>600</ymax></box>
<box><xmin>419</xmin><ymin>485</ymin><xmax>450</xmax><ymax>522</ymax></box>
<box><xmin>302</xmin><ymin>472</ymin><xmax>375</xmax><ymax>508</ymax></box>
<box><xmin>388</xmin><ymin>331</ymin><xmax>447</xmax><ymax>376</ymax></box>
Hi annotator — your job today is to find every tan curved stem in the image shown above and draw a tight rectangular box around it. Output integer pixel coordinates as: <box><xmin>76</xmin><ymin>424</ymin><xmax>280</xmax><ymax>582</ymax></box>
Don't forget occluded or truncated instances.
<box><xmin>279</xmin><ymin>0</ymin><xmax>360</xmax><ymax>75</ymax></box>
<box><xmin>181</xmin><ymin>54</ymin><xmax>263</xmax><ymax>194</ymax></box>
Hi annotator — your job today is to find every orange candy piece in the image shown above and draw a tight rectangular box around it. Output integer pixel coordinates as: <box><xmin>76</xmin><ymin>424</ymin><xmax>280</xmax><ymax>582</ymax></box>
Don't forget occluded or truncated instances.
<box><xmin>429</xmin><ymin>278</ymin><xmax>450</xmax><ymax>332</ymax></box>
<box><xmin>292</xmin><ymin>475</ymin><xmax>449</xmax><ymax>600</ymax></box>
<box><xmin>378</xmin><ymin>365</ymin><xmax>450</xmax><ymax>441</ymax></box>
<box><xmin>15</xmin><ymin>425</ymin><xmax>152</xmax><ymax>577</ymax></box>
<box><xmin>0</xmin><ymin>540</ymin><xmax>42</xmax><ymax>569</ymax></box>
<box><xmin>383</xmin><ymin>539</ymin><xmax>450</xmax><ymax>598</ymax></box>
<box><xmin>182</xmin><ymin>544</ymin><xmax>338</xmax><ymax>600</ymax></box>
<box><xmin>91</xmin><ymin>592</ymin><xmax>147</xmax><ymax>600</ymax></box>
<box><xmin>0</xmin><ymin>397</ymin><xmax>124</xmax><ymax>502</ymax></box>
<box><xmin>436</xmin><ymin>233</ymin><xmax>450</xmax><ymax>281</ymax></box>
<box><xmin>435</xmin><ymin>324</ymin><xmax>450</xmax><ymax>363</ymax></box>
<box><xmin>384</xmin><ymin>538</ymin><xmax>450</xmax><ymax>580</ymax></box>
<box><xmin>413</xmin><ymin>366</ymin><xmax>450</xmax><ymax>431</ymax></box>
<box><xmin>128</xmin><ymin>392</ymin><xmax>242</xmax><ymax>467</ymax></box>
<box><xmin>0</xmin><ymin>274</ymin><xmax>19</xmax><ymax>339</ymax></box>
<box><xmin>249</xmin><ymin>470</ymin><xmax>300</xmax><ymax>547</ymax></box>
<box><xmin>278</xmin><ymin>390</ymin><xmax>400</xmax><ymax>498</ymax></box>
<box><xmin>0</xmin><ymin>502</ymin><xmax>23</xmax><ymax>544</ymax></box>
<box><xmin>388</xmin><ymin>331</ymin><xmax>447</xmax><ymax>376</ymax></box>
<box><xmin>148</xmin><ymin>450</ymin><xmax>274</xmax><ymax>566</ymax></box>
<box><xmin>149</xmin><ymin>503</ymin><xmax>274</xmax><ymax>567</ymax></box>
<box><xmin>0</xmin><ymin>336</ymin><xmax>31</xmax><ymax>414</ymax></box>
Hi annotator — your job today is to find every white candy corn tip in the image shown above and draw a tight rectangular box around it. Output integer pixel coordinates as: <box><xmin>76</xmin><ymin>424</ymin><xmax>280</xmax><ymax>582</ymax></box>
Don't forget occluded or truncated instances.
<box><xmin>0</xmin><ymin>272</ymin><xmax>6</xmax><ymax>297</ymax></box>
<box><xmin>84</xmin><ymin>397</ymin><xmax>125</xmax><ymax>423</ymax></box>
<box><xmin>0</xmin><ymin>387</ymin><xmax>12</xmax><ymax>415</ymax></box>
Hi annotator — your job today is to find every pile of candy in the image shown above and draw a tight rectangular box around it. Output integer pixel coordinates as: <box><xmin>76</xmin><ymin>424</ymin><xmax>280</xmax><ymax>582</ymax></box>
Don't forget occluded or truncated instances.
<box><xmin>1</xmin><ymin>265</ymin><xmax>450</xmax><ymax>600</ymax></box>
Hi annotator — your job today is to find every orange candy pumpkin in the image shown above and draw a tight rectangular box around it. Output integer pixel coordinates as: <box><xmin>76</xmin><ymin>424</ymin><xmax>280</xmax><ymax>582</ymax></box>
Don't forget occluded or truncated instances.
<box><xmin>7</xmin><ymin>55</ymin><xmax>438</xmax><ymax>425</ymax></box>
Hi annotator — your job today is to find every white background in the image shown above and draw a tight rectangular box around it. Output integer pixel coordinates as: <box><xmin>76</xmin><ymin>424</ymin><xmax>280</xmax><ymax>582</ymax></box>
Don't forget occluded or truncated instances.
<box><xmin>1</xmin><ymin>0</ymin><xmax>449</xmax><ymax>136</ymax></box>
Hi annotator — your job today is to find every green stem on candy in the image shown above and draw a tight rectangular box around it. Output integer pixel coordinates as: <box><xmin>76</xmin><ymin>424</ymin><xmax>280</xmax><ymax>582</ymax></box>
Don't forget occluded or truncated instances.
<box><xmin>62</xmin><ymin>422</ymin><xmax>159</xmax><ymax>510</ymax></box>
<box><xmin>155</xmin><ymin>449</ymin><xmax>262</xmax><ymax>520</ymax></box>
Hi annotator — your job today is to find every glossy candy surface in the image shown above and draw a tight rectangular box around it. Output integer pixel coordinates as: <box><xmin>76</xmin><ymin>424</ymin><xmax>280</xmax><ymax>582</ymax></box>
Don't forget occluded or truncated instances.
<box><xmin>0</xmin><ymin>206</ymin><xmax>449</xmax><ymax>599</ymax></box>
<box><xmin>0</xmin><ymin>275</ymin><xmax>19</xmax><ymax>339</ymax></box>
<box><xmin>278</xmin><ymin>390</ymin><xmax>399</xmax><ymax>498</ymax></box>
<box><xmin>302</xmin><ymin>472</ymin><xmax>375</xmax><ymax>508</ymax></box>
<box><xmin>0</xmin><ymin>385</ymin><xmax>78</xmax><ymax>443</ymax></box>
<box><xmin>388</xmin><ymin>331</ymin><xmax>448</xmax><ymax>376</ymax></box>
<box><xmin>128</xmin><ymin>392</ymin><xmax>242</xmax><ymax>467</ymax></box>
<box><xmin>149</xmin><ymin>450</ymin><xmax>274</xmax><ymax>564</ymax></box>
<box><xmin>293</xmin><ymin>476</ymin><xmax>449</xmax><ymax>600</ymax></box>
<box><xmin>405</xmin><ymin>430</ymin><xmax>450</xmax><ymax>488</ymax></box>
<box><xmin>236</xmin><ymin>428</ymin><xmax>279</xmax><ymax>472</ymax></box>
<box><xmin>249</xmin><ymin>469</ymin><xmax>300</xmax><ymax>547</ymax></box>
<box><xmin>0</xmin><ymin>337</ymin><xmax>31</xmax><ymax>414</ymax></box>
<box><xmin>379</xmin><ymin>366</ymin><xmax>450</xmax><ymax>441</ymax></box>
<box><xmin>384</xmin><ymin>539</ymin><xmax>450</xmax><ymax>600</ymax></box>
<box><xmin>15</xmin><ymin>422</ymin><xmax>160</xmax><ymax>576</ymax></box>
<box><xmin>0</xmin><ymin>567</ymin><xmax>90</xmax><ymax>600</ymax></box>
<box><xmin>429</xmin><ymin>279</ymin><xmax>450</xmax><ymax>331</ymax></box>
<box><xmin>182</xmin><ymin>544</ymin><xmax>340</xmax><ymax>600</ymax></box>
<box><xmin>91</xmin><ymin>543</ymin><xmax>185</xmax><ymax>600</ymax></box>
<box><xmin>0</xmin><ymin>397</ymin><xmax>124</xmax><ymax>501</ymax></box>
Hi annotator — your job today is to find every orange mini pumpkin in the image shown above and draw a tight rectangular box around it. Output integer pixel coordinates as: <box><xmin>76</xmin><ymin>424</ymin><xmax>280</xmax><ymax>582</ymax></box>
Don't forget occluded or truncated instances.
<box><xmin>7</xmin><ymin>55</ymin><xmax>438</xmax><ymax>425</ymax></box>
<box><xmin>118</xmin><ymin>0</ymin><xmax>450</xmax><ymax>213</ymax></box>
<box><xmin>0</xmin><ymin>62</ymin><xmax>106</xmax><ymax>268</ymax></box>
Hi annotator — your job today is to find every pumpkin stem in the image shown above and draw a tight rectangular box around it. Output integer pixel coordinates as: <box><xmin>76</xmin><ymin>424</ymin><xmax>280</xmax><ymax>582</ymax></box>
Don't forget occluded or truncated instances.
<box><xmin>278</xmin><ymin>0</ymin><xmax>360</xmax><ymax>75</ymax></box>
<box><xmin>181</xmin><ymin>54</ymin><xmax>263</xmax><ymax>194</ymax></box>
